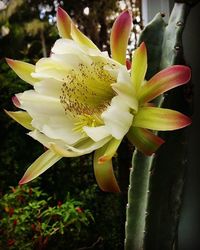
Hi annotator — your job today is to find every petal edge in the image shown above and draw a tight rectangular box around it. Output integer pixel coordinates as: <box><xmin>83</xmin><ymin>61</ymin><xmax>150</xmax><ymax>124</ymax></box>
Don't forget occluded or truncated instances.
<box><xmin>131</xmin><ymin>42</ymin><xmax>147</xmax><ymax>93</ymax></box>
<box><xmin>127</xmin><ymin>127</ymin><xmax>164</xmax><ymax>155</ymax></box>
<box><xmin>139</xmin><ymin>65</ymin><xmax>191</xmax><ymax>104</ymax></box>
<box><xmin>71</xmin><ymin>23</ymin><xmax>99</xmax><ymax>50</ymax></box>
<box><xmin>133</xmin><ymin>107</ymin><xmax>192</xmax><ymax>131</ymax></box>
<box><xmin>110</xmin><ymin>10</ymin><xmax>132</xmax><ymax>64</ymax></box>
<box><xmin>5</xmin><ymin>110</ymin><xmax>34</xmax><ymax>130</ymax></box>
<box><xmin>19</xmin><ymin>150</ymin><xmax>62</xmax><ymax>184</ymax></box>
<box><xmin>56</xmin><ymin>7</ymin><xmax>72</xmax><ymax>38</ymax></box>
<box><xmin>94</xmin><ymin>146</ymin><xmax>120</xmax><ymax>193</ymax></box>
<box><xmin>6</xmin><ymin>58</ymin><xmax>37</xmax><ymax>85</ymax></box>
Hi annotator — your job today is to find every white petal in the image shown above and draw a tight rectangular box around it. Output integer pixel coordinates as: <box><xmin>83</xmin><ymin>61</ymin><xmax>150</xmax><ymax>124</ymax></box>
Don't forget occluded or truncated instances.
<box><xmin>51</xmin><ymin>38</ymin><xmax>82</xmax><ymax>54</ymax></box>
<box><xmin>52</xmin><ymin>38</ymin><xmax>95</xmax><ymax>58</ymax></box>
<box><xmin>16</xmin><ymin>90</ymin><xmax>64</xmax><ymax>116</ymax></box>
<box><xmin>29</xmin><ymin>130</ymin><xmax>96</xmax><ymax>157</ymax></box>
<box><xmin>17</xmin><ymin>90</ymin><xmax>82</xmax><ymax>144</ymax></box>
<box><xmin>34</xmin><ymin>78</ymin><xmax>62</xmax><ymax>98</ymax></box>
<box><xmin>29</xmin><ymin>130</ymin><xmax>103</xmax><ymax>158</ymax></box>
<box><xmin>49</xmin><ymin>136</ymin><xmax>112</xmax><ymax>157</ymax></box>
<box><xmin>101</xmin><ymin>95</ymin><xmax>133</xmax><ymax>140</ymax></box>
<box><xmin>32</xmin><ymin>50</ymin><xmax>94</xmax><ymax>81</ymax></box>
<box><xmin>51</xmin><ymin>53</ymin><xmax>92</xmax><ymax>69</ymax></box>
<box><xmin>31</xmin><ymin>58</ymin><xmax>70</xmax><ymax>81</ymax></box>
<box><xmin>52</xmin><ymin>39</ymin><xmax>112</xmax><ymax>62</ymax></box>
<box><xmin>30</xmin><ymin>112</ymin><xmax>83</xmax><ymax>145</ymax></box>
<box><xmin>117</xmin><ymin>66</ymin><xmax>132</xmax><ymax>84</ymax></box>
<box><xmin>112</xmin><ymin>67</ymin><xmax>138</xmax><ymax>110</ymax></box>
<box><xmin>83</xmin><ymin>125</ymin><xmax>110</xmax><ymax>142</ymax></box>
<box><xmin>28</xmin><ymin>130</ymin><xmax>66</xmax><ymax>149</ymax></box>
<box><xmin>42</xmin><ymin>118</ymin><xmax>83</xmax><ymax>144</ymax></box>
<box><xmin>28</xmin><ymin>130</ymin><xmax>85</xmax><ymax>157</ymax></box>
<box><xmin>66</xmin><ymin>136</ymin><xmax>111</xmax><ymax>154</ymax></box>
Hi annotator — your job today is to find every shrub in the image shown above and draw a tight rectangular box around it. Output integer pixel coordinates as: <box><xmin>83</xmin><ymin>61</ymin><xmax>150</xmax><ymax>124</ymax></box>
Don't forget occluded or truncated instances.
<box><xmin>0</xmin><ymin>185</ymin><xmax>93</xmax><ymax>250</ymax></box>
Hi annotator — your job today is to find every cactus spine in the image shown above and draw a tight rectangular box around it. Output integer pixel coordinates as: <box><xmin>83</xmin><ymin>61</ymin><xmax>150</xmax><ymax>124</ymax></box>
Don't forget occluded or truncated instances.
<box><xmin>125</xmin><ymin>2</ymin><xmax>193</xmax><ymax>250</ymax></box>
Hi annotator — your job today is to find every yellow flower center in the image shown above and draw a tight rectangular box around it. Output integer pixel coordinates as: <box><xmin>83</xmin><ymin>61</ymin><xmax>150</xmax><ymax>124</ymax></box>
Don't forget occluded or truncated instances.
<box><xmin>60</xmin><ymin>60</ymin><xmax>117</xmax><ymax>129</ymax></box>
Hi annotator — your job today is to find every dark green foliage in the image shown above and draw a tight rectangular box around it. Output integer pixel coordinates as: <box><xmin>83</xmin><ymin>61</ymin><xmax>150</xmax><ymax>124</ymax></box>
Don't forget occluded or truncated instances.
<box><xmin>0</xmin><ymin>185</ymin><xmax>93</xmax><ymax>250</ymax></box>
<box><xmin>39</xmin><ymin>155</ymin><xmax>124</xmax><ymax>250</ymax></box>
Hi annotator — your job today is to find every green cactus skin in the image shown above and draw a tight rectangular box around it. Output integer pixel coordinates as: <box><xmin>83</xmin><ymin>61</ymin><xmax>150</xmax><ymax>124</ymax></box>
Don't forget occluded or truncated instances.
<box><xmin>144</xmin><ymin>3</ymin><xmax>192</xmax><ymax>250</ymax></box>
<box><xmin>124</xmin><ymin>152</ymin><xmax>154</xmax><ymax>250</ymax></box>
<box><xmin>125</xmin><ymin>3</ymin><xmax>193</xmax><ymax>250</ymax></box>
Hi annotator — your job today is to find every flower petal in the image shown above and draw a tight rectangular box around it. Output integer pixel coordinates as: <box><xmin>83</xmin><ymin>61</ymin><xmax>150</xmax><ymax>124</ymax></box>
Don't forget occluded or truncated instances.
<box><xmin>131</xmin><ymin>42</ymin><xmax>147</xmax><ymax>93</ymax></box>
<box><xmin>112</xmin><ymin>67</ymin><xmax>138</xmax><ymax>110</ymax></box>
<box><xmin>28</xmin><ymin>130</ymin><xmax>68</xmax><ymax>149</ymax></box>
<box><xmin>17</xmin><ymin>90</ymin><xmax>63</xmax><ymax>115</ymax></box>
<box><xmin>71</xmin><ymin>23</ymin><xmax>99</xmax><ymax>50</ymax></box>
<box><xmin>51</xmin><ymin>38</ymin><xmax>80</xmax><ymax>54</ymax></box>
<box><xmin>4</xmin><ymin>110</ymin><xmax>34</xmax><ymax>130</ymax></box>
<box><xmin>51</xmin><ymin>38</ymin><xmax>101</xmax><ymax>59</ymax></box>
<box><xmin>101</xmin><ymin>96</ymin><xmax>133</xmax><ymax>140</ymax></box>
<box><xmin>49</xmin><ymin>143</ymin><xmax>83</xmax><ymax>157</ymax></box>
<box><xmin>29</xmin><ymin>130</ymin><xmax>95</xmax><ymax>157</ymax></box>
<box><xmin>94</xmin><ymin>146</ymin><xmax>120</xmax><ymax>192</ymax></box>
<box><xmin>50</xmin><ymin>136</ymin><xmax>111</xmax><ymax>157</ymax></box>
<box><xmin>127</xmin><ymin>127</ymin><xmax>164</xmax><ymax>155</ymax></box>
<box><xmin>28</xmin><ymin>130</ymin><xmax>110</xmax><ymax>159</ymax></box>
<box><xmin>32</xmin><ymin>115</ymin><xmax>82</xmax><ymax>145</ymax></box>
<box><xmin>139</xmin><ymin>65</ymin><xmax>191</xmax><ymax>104</ymax></box>
<box><xmin>12</xmin><ymin>95</ymin><xmax>20</xmax><ymax>108</ymax></box>
<box><xmin>17</xmin><ymin>91</ymin><xmax>84</xmax><ymax>145</ymax></box>
<box><xmin>133</xmin><ymin>107</ymin><xmax>192</xmax><ymax>131</ymax></box>
<box><xmin>56</xmin><ymin>7</ymin><xmax>72</xmax><ymax>39</ymax></box>
<box><xmin>6</xmin><ymin>58</ymin><xmax>37</xmax><ymax>85</ymax></box>
<box><xmin>31</xmin><ymin>57</ymin><xmax>75</xmax><ymax>80</ymax></box>
<box><xmin>110</xmin><ymin>10</ymin><xmax>132</xmax><ymax>64</ymax></box>
<box><xmin>97</xmin><ymin>138</ymin><xmax>121</xmax><ymax>164</ymax></box>
<box><xmin>83</xmin><ymin>125</ymin><xmax>110</xmax><ymax>142</ymax></box>
<box><xmin>19</xmin><ymin>150</ymin><xmax>62</xmax><ymax>184</ymax></box>
<box><xmin>34</xmin><ymin>78</ymin><xmax>63</xmax><ymax>98</ymax></box>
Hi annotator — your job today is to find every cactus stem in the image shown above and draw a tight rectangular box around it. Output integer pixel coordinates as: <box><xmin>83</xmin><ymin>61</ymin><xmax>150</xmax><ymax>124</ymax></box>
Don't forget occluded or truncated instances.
<box><xmin>124</xmin><ymin>151</ymin><xmax>154</xmax><ymax>250</ymax></box>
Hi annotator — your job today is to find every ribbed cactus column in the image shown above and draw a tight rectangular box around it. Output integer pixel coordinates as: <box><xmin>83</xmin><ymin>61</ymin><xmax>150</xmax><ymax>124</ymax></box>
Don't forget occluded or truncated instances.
<box><xmin>125</xmin><ymin>152</ymin><xmax>154</xmax><ymax>250</ymax></box>
<box><xmin>125</xmin><ymin>2</ymin><xmax>194</xmax><ymax>250</ymax></box>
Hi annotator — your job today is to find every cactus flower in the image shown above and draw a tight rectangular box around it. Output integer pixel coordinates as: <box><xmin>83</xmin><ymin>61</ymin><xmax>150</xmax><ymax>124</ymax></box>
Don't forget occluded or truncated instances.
<box><xmin>5</xmin><ymin>8</ymin><xmax>191</xmax><ymax>192</ymax></box>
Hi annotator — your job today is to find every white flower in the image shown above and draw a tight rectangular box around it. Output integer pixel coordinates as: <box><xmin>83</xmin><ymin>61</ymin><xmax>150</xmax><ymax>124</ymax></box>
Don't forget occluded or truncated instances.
<box><xmin>5</xmin><ymin>8</ymin><xmax>191</xmax><ymax>192</ymax></box>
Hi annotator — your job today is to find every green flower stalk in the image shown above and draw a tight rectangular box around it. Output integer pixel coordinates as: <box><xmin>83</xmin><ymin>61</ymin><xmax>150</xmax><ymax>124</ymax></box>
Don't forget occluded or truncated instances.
<box><xmin>5</xmin><ymin>8</ymin><xmax>191</xmax><ymax>194</ymax></box>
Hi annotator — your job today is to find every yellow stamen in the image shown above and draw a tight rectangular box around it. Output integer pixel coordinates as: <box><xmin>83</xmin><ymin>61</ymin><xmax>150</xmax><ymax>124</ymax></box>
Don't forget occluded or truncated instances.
<box><xmin>60</xmin><ymin>61</ymin><xmax>116</xmax><ymax>116</ymax></box>
<box><xmin>73</xmin><ymin>114</ymin><xmax>103</xmax><ymax>133</ymax></box>
<box><xmin>60</xmin><ymin>59</ymin><xmax>118</xmax><ymax>132</ymax></box>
